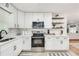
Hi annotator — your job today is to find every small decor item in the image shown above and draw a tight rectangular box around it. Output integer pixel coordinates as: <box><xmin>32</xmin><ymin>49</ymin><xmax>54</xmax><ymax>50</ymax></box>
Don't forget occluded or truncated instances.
<box><xmin>76</xmin><ymin>31</ymin><xmax>78</xmax><ymax>33</ymax></box>
<box><xmin>55</xmin><ymin>14</ymin><xmax>59</xmax><ymax>17</ymax></box>
<box><xmin>52</xmin><ymin>23</ymin><xmax>56</xmax><ymax>28</ymax></box>
<box><xmin>61</xmin><ymin>30</ymin><xmax>63</xmax><ymax>35</ymax></box>
<box><xmin>47</xmin><ymin>29</ymin><xmax>50</xmax><ymax>34</ymax></box>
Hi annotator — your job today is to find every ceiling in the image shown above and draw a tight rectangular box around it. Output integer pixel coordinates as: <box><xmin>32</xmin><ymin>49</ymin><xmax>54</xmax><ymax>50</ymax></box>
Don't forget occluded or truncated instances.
<box><xmin>13</xmin><ymin>3</ymin><xmax>79</xmax><ymax>23</ymax></box>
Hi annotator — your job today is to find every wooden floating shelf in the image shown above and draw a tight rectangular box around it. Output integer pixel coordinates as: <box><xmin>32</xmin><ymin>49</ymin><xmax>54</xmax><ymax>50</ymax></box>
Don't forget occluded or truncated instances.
<box><xmin>52</xmin><ymin>17</ymin><xmax>64</xmax><ymax>19</ymax></box>
<box><xmin>52</xmin><ymin>27</ymin><xmax>64</xmax><ymax>29</ymax></box>
<box><xmin>52</xmin><ymin>22</ymin><xmax>64</xmax><ymax>24</ymax></box>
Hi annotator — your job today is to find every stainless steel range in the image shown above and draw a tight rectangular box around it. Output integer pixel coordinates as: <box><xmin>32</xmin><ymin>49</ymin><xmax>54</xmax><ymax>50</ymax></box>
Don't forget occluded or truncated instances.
<box><xmin>31</xmin><ymin>32</ymin><xmax>45</xmax><ymax>47</ymax></box>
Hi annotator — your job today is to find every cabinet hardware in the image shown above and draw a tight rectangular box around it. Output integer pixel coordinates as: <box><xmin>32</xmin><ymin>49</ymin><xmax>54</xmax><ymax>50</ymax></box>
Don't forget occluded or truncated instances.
<box><xmin>23</xmin><ymin>40</ymin><xmax>25</xmax><ymax>44</ymax></box>
<box><xmin>14</xmin><ymin>46</ymin><xmax>16</xmax><ymax>51</ymax></box>
<box><xmin>60</xmin><ymin>40</ymin><xmax>63</xmax><ymax>44</ymax></box>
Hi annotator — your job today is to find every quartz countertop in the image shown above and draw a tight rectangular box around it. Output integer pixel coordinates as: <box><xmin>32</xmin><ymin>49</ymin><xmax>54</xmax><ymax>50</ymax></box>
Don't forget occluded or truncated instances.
<box><xmin>0</xmin><ymin>33</ymin><xmax>32</xmax><ymax>46</ymax></box>
<box><xmin>44</xmin><ymin>33</ymin><xmax>67</xmax><ymax>36</ymax></box>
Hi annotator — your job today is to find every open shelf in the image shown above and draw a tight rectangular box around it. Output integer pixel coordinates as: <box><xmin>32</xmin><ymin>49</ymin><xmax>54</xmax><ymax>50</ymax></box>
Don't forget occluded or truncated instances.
<box><xmin>52</xmin><ymin>22</ymin><xmax>64</xmax><ymax>24</ymax></box>
<box><xmin>52</xmin><ymin>17</ymin><xmax>64</xmax><ymax>19</ymax></box>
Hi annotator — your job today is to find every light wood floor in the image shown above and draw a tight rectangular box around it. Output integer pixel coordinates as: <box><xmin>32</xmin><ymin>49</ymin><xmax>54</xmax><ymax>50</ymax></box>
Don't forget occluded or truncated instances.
<box><xmin>69</xmin><ymin>40</ymin><xmax>79</xmax><ymax>56</ymax></box>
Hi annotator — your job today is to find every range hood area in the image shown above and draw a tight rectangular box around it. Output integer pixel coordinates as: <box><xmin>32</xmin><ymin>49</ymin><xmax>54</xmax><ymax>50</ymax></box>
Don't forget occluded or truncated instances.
<box><xmin>0</xmin><ymin>3</ymin><xmax>79</xmax><ymax>56</ymax></box>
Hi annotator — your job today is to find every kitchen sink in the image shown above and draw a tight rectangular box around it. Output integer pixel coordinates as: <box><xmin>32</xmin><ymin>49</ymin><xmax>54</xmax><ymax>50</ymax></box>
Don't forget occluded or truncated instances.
<box><xmin>0</xmin><ymin>38</ymin><xmax>14</xmax><ymax>42</ymax></box>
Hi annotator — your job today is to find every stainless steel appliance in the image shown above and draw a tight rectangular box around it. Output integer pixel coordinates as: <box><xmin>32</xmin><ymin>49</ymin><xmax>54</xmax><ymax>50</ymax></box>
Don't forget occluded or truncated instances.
<box><xmin>31</xmin><ymin>32</ymin><xmax>45</xmax><ymax>47</ymax></box>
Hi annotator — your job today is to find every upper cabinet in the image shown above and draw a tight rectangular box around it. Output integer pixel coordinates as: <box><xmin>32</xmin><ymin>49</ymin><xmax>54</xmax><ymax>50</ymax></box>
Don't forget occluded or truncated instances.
<box><xmin>32</xmin><ymin>13</ymin><xmax>44</xmax><ymax>21</ymax></box>
<box><xmin>8</xmin><ymin>7</ymin><xmax>18</xmax><ymax>28</ymax></box>
<box><xmin>25</xmin><ymin>13</ymin><xmax>33</xmax><ymax>28</ymax></box>
<box><xmin>8</xmin><ymin>4</ymin><xmax>25</xmax><ymax>28</ymax></box>
<box><xmin>0</xmin><ymin>3</ymin><xmax>18</xmax><ymax>28</ymax></box>
<box><xmin>17</xmin><ymin>11</ymin><xmax>24</xmax><ymax>28</ymax></box>
<box><xmin>44</xmin><ymin>13</ymin><xmax>52</xmax><ymax>28</ymax></box>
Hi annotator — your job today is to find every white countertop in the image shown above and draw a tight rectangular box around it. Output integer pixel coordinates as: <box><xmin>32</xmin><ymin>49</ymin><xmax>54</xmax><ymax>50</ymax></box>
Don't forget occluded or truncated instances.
<box><xmin>0</xmin><ymin>33</ymin><xmax>32</xmax><ymax>46</ymax></box>
<box><xmin>44</xmin><ymin>34</ymin><xmax>67</xmax><ymax>36</ymax></box>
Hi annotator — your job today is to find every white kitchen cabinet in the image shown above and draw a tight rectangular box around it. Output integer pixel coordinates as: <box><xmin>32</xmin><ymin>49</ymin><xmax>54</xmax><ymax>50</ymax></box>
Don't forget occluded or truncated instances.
<box><xmin>0</xmin><ymin>41</ymin><xmax>14</xmax><ymax>56</ymax></box>
<box><xmin>45</xmin><ymin>35</ymin><xmax>69</xmax><ymax>50</ymax></box>
<box><xmin>8</xmin><ymin>4</ymin><xmax>27</xmax><ymax>28</ymax></box>
<box><xmin>25</xmin><ymin>13</ymin><xmax>32</xmax><ymax>28</ymax></box>
<box><xmin>0</xmin><ymin>37</ymin><xmax>23</xmax><ymax>56</ymax></box>
<box><xmin>13</xmin><ymin>37</ymin><xmax>23</xmax><ymax>56</ymax></box>
<box><xmin>60</xmin><ymin>37</ymin><xmax>69</xmax><ymax>50</ymax></box>
<box><xmin>23</xmin><ymin>35</ymin><xmax>31</xmax><ymax>51</ymax></box>
<box><xmin>8</xmin><ymin>5</ymin><xmax>18</xmax><ymax>28</ymax></box>
<box><xmin>32</xmin><ymin>13</ymin><xmax>44</xmax><ymax>21</ymax></box>
<box><xmin>44</xmin><ymin>13</ymin><xmax>52</xmax><ymax>28</ymax></box>
<box><xmin>45</xmin><ymin>36</ymin><xmax>56</xmax><ymax>50</ymax></box>
<box><xmin>25</xmin><ymin>13</ymin><xmax>53</xmax><ymax>28</ymax></box>
<box><xmin>0</xmin><ymin>3</ymin><xmax>18</xmax><ymax>28</ymax></box>
<box><xmin>17</xmin><ymin>11</ymin><xmax>24</xmax><ymax>28</ymax></box>
<box><xmin>45</xmin><ymin>37</ymin><xmax>54</xmax><ymax>50</ymax></box>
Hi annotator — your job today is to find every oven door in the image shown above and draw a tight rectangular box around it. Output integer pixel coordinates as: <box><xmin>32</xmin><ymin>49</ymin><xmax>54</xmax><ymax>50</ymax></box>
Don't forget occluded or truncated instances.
<box><xmin>32</xmin><ymin>37</ymin><xmax>44</xmax><ymax>47</ymax></box>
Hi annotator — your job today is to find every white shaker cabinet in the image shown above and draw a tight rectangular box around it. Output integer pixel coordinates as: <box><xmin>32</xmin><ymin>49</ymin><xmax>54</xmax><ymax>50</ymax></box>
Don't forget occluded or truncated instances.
<box><xmin>13</xmin><ymin>37</ymin><xmax>23</xmax><ymax>56</ymax></box>
<box><xmin>23</xmin><ymin>35</ymin><xmax>31</xmax><ymax>51</ymax></box>
<box><xmin>45</xmin><ymin>35</ymin><xmax>56</xmax><ymax>50</ymax></box>
<box><xmin>44</xmin><ymin>13</ymin><xmax>52</xmax><ymax>28</ymax></box>
<box><xmin>0</xmin><ymin>37</ymin><xmax>23</xmax><ymax>56</ymax></box>
<box><xmin>8</xmin><ymin>7</ymin><xmax>18</xmax><ymax>28</ymax></box>
<box><xmin>0</xmin><ymin>41</ymin><xmax>14</xmax><ymax>56</ymax></box>
<box><xmin>45</xmin><ymin>35</ymin><xmax>69</xmax><ymax>50</ymax></box>
<box><xmin>60</xmin><ymin>37</ymin><xmax>69</xmax><ymax>50</ymax></box>
<box><xmin>32</xmin><ymin>13</ymin><xmax>44</xmax><ymax>21</ymax></box>
<box><xmin>25</xmin><ymin>13</ymin><xmax>33</xmax><ymax>28</ymax></box>
<box><xmin>17</xmin><ymin>11</ymin><xmax>25</xmax><ymax>28</ymax></box>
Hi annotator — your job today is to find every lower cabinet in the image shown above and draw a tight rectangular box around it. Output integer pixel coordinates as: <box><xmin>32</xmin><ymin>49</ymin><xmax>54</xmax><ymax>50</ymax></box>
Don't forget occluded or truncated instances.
<box><xmin>0</xmin><ymin>37</ymin><xmax>23</xmax><ymax>56</ymax></box>
<box><xmin>13</xmin><ymin>38</ymin><xmax>23</xmax><ymax>56</ymax></box>
<box><xmin>0</xmin><ymin>42</ymin><xmax>14</xmax><ymax>56</ymax></box>
<box><xmin>22</xmin><ymin>35</ymin><xmax>31</xmax><ymax>51</ymax></box>
<box><xmin>45</xmin><ymin>35</ymin><xmax>69</xmax><ymax>51</ymax></box>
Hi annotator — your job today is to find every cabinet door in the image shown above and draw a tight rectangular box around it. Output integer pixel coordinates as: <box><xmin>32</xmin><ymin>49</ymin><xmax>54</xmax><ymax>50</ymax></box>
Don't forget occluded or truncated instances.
<box><xmin>2</xmin><ymin>3</ymin><xmax>17</xmax><ymax>28</ymax></box>
<box><xmin>13</xmin><ymin>38</ymin><xmax>23</xmax><ymax>56</ymax></box>
<box><xmin>60</xmin><ymin>37</ymin><xmax>69</xmax><ymax>50</ymax></box>
<box><xmin>8</xmin><ymin>7</ymin><xmax>17</xmax><ymax>28</ymax></box>
<box><xmin>32</xmin><ymin>13</ymin><xmax>44</xmax><ymax>21</ymax></box>
<box><xmin>45</xmin><ymin>36</ymin><xmax>53</xmax><ymax>50</ymax></box>
<box><xmin>8</xmin><ymin>13</ymin><xmax>16</xmax><ymax>28</ymax></box>
<box><xmin>0</xmin><ymin>42</ymin><xmax>14</xmax><ymax>56</ymax></box>
<box><xmin>17</xmin><ymin>11</ymin><xmax>24</xmax><ymax>28</ymax></box>
<box><xmin>25</xmin><ymin>13</ymin><xmax>32</xmax><ymax>28</ymax></box>
<box><xmin>23</xmin><ymin>36</ymin><xmax>31</xmax><ymax>50</ymax></box>
<box><xmin>44</xmin><ymin>13</ymin><xmax>52</xmax><ymax>28</ymax></box>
